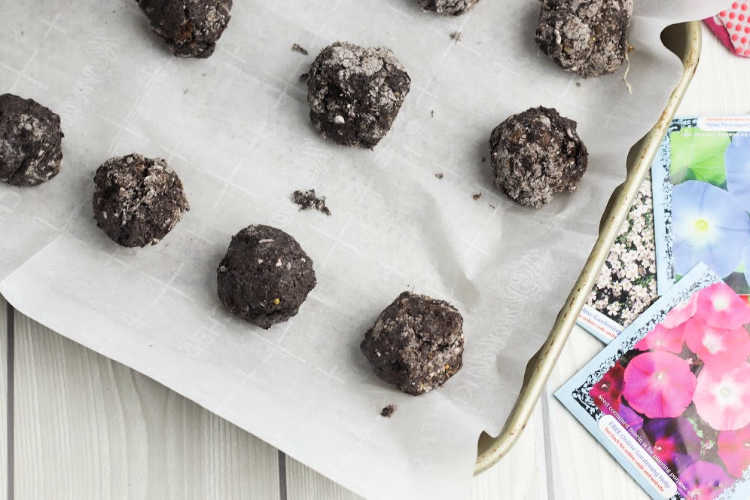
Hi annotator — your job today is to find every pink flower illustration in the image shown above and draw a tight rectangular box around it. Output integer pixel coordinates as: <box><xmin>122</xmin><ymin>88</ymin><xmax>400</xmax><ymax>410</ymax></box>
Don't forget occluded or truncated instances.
<box><xmin>718</xmin><ymin>424</ymin><xmax>750</xmax><ymax>477</ymax></box>
<box><xmin>697</xmin><ymin>282</ymin><xmax>750</xmax><ymax>330</ymax></box>
<box><xmin>663</xmin><ymin>292</ymin><xmax>699</xmax><ymax>329</ymax></box>
<box><xmin>589</xmin><ymin>362</ymin><xmax>624</xmax><ymax>413</ymax></box>
<box><xmin>634</xmin><ymin>323</ymin><xmax>685</xmax><ymax>353</ymax></box>
<box><xmin>622</xmin><ymin>352</ymin><xmax>697</xmax><ymax>419</ymax></box>
<box><xmin>679</xmin><ymin>461</ymin><xmax>732</xmax><ymax>500</ymax></box>
<box><xmin>694</xmin><ymin>363</ymin><xmax>750</xmax><ymax>431</ymax></box>
<box><xmin>684</xmin><ymin>318</ymin><xmax>750</xmax><ymax>368</ymax></box>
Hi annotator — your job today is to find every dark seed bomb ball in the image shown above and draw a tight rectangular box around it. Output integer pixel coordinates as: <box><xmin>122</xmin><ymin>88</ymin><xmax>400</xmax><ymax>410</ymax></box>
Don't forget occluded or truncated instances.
<box><xmin>416</xmin><ymin>0</ymin><xmax>480</xmax><ymax>15</ymax></box>
<box><xmin>0</xmin><ymin>93</ymin><xmax>63</xmax><ymax>186</ymax></box>
<box><xmin>217</xmin><ymin>225</ymin><xmax>316</xmax><ymax>329</ymax></box>
<box><xmin>307</xmin><ymin>42</ymin><xmax>411</xmax><ymax>148</ymax></box>
<box><xmin>93</xmin><ymin>154</ymin><xmax>189</xmax><ymax>247</ymax></box>
<box><xmin>535</xmin><ymin>0</ymin><xmax>633</xmax><ymax>78</ymax></box>
<box><xmin>137</xmin><ymin>0</ymin><xmax>232</xmax><ymax>58</ymax></box>
<box><xmin>489</xmin><ymin>107</ymin><xmax>588</xmax><ymax>209</ymax></box>
<box><xmin>361</xmin><ymin>292</ymin><xmax>464</xmax><ymax>395</ymax></box>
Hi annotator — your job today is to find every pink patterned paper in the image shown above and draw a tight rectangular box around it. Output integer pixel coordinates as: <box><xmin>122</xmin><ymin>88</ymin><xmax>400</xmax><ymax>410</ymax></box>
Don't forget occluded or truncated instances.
<box><xmin>711</xmin><ymin>2</ymin><xmax>750</xmax><ymax>57</ymax></box>
<box><xmin>705</xmin><ymin>16</ymin><xmax>735</xmax><ymax>52</ymax></box>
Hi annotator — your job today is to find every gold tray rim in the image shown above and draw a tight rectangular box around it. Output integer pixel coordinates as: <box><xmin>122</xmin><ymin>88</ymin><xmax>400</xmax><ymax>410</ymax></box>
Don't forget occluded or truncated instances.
<box><xmin>474</xmin><ymin>20</ymin><xmax>704</xmax><ymax>474</ymax></box>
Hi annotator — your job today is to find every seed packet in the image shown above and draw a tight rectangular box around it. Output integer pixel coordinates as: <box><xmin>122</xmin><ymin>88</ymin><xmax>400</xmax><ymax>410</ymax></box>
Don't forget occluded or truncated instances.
<box><xmin>578</xmin><ymin>176</ymin><xmax>659</xmax><ymax>343</ymax></box>
<box><xmin>556</xmin><ymin>263</ymin><xmax>750</xmax><ymax>500</ymax></box>
<box><xmin>653</xmin><ymin>117</ymin><xmax>750</xmax><ymax>300</ymax></box>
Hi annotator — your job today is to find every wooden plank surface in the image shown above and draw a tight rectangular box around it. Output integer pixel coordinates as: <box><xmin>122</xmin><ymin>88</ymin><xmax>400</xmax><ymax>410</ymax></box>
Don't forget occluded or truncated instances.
<box><xmin>283</xmin><ymin>403</ymin><xmax>549</xmax><ymax>500</ymax></box>
<box><xmin>285</xmin><ymin>456</ymin><xmax>360</xmax><ymax>500</ymax></box>
<box><xmin>10</xmin><ymin>296</ymin><xmax>551</xmax><ymax>500</ymax></box>
<box><xmin>544</xmin><ymin>327</ymin><xmax>647</xmax><ymax>500</ymax></box>
<box><xmin>0</xmin><ymin>298</ymin><xmax>7</xmax><ymax>500</ymax></box>
<box><xmin>470</xmin><ymin>404</ymin><xmax>549</xmax><ymax>500</ymax></box>
<box><xmin>12</xmin><ymin>312</ymin><xmax>280</xmax><ymax>500</ymax></box>
<box><xmin>679</xmin><ymin>27</ymin><xmax>744</xmax><ymax>117</ymax></box>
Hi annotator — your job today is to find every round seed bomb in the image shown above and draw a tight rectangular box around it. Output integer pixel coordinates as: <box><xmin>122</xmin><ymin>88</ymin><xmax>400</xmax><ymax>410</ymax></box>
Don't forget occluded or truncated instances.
<box><xmin>489</xmin><ymin>106</ymin><xmax>588</xmax><ymax>209</ymax></box>
<box><xmin>361</xmin><ymin>292</ymin><xmax>464</xmax><ymax>395</ymax></box>
<box><xmin>93</xmin><ymin>154</ymin><xmax>189</xmax><ymax>247</ymax></box>
<box><xmin>217</xmin><ymin>225</ymin><xmax>316</xmax><ymax>329</ymax></box>
<box><xmin>535</xmin><ymin>0</ymin><xmax>633</xmax><ymax>78</ymax></box>
<box><xmin>307</xmin><ymin>42</ymin><xmax>411</xmax><ymax>148</ymax></box>
<box><xmin>0</xmin><ymin>93</ymin><xmax>63</xmax><ymax>186</ymax></box>
<box><xmin>416</xmin><ymin>0</ymin><xmax>480</xmax><ymax>15</ymax></box>
<box><xmin>137</xmin><ymin>0</ymin><xmax>232</xmax><ymax>58</ymax></box>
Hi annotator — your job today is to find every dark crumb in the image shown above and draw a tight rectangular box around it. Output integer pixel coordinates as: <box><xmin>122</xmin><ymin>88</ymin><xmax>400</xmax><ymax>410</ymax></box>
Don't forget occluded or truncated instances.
<box><xmin>380</xmin><ymin>404</ymin><xmax>396</xmax><ymax>418</ymax></box>
<box><xmin>481</xmin><ymin>156</ymin><xmax>486</xmax><ymax>163</ymax></box>
<box><xmin>489</xmin><ymin>203</ymin><xmax>496</xmax><ymax>209</ymax></box>
<box><xmin>291</xmin><ymin>189</ymin><xmax>331</xmax><ymax>216</ymax></box>
<box><xmin>434</xmin><ymin>172</ymin><xmax>444</xmax><ymax>179</ymax></box>
<box><xmin>291</xmin><ymin>43</ymin><xmax>309</xmax><ymax>55</ymax></box>
<box><xmin>449</xmin><ymin>31</ymin><xmax>463</xmax><ymax>42</ymax></box>
<box><xmin>575</xmin><ymin>82</ymin><xmax>582</xmax><ymax>87</ymax></box>
<box><xmin>472</xmin><ymin>192</ymin><xmax>482</xmax><ymax>200</ymax></box>
<box><xmin>430</xmin><ymin>109</ymin><xmax>435</xmax><ymax>118</ymax></box>
<box><xmin>299</xmin><ymin>72</ymin><xmax>309</xmax><ymax>83</ymax></box>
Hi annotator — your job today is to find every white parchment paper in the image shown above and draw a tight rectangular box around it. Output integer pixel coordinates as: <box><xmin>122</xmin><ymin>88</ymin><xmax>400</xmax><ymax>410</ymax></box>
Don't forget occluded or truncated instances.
<box><xmin>0</xmin><ymin>0</ymin><xmax>727</xmax><ymax>497</ymax></box>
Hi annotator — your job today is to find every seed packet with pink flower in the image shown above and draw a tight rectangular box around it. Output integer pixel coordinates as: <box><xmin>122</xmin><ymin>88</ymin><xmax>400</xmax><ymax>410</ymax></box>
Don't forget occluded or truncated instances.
<box><xmin>578</xmin><ymin>176</ymin><xmax>658</xmax><ymax>343</ymax></box>
<box><xmin>653</xmin><ymin>117</ymin><xmax>750</xmax><ymax>303</ymax></box>
<box><xmin>557</xmin><ymin>263</ymin><xmax>750</xmax><ymax>499</ymax></box>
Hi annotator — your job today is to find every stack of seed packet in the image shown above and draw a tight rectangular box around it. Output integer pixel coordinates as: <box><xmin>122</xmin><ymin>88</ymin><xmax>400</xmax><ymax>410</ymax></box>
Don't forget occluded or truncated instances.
<box><xmin>561</xmin><ymin>117</ymin><xmax>750</xmax><ymax>499</ymax></box>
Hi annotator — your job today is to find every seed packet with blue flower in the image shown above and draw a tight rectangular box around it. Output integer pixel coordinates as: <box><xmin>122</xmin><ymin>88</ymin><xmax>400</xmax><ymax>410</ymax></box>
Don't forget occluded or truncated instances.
<box><xmin>653</xmin><ymin>117</ymin><xmax>750</xmax><ymax>302</ymax></box>
<box><xmin>557</xmin><ymin>263</ymin><xmax>750</xmax><ymax>500</ymax></box>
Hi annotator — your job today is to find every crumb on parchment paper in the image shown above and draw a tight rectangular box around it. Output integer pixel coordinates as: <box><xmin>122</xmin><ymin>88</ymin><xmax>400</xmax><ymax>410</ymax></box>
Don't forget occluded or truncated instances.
<box><xmin>380</xmin><ymin>404</ymin><xmax>396</xmax><ymax>417</ymax></box>
<box><xmin>291</xmin><ymin>43</ymin><xmax>308</xmax><ymax>55</ymax></box>
<box><xmin>291</xmin><ymin>189</ymin><xmax>331</xmax><ymax>216</ymax></box>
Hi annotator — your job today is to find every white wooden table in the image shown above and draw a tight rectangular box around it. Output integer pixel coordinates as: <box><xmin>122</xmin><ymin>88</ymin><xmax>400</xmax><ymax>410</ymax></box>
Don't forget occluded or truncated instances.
<box><xmin>0</xmin><ymin>29</ymin><xmax>744</xmax><ymax>500</ymax></box>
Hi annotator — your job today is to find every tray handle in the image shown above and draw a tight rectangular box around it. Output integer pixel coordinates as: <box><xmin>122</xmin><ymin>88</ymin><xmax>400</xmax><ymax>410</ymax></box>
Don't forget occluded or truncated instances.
<box><xmin>475</xmin><ymin>20</ymin><xmax>703</xmax><ymax>474</ymax></box>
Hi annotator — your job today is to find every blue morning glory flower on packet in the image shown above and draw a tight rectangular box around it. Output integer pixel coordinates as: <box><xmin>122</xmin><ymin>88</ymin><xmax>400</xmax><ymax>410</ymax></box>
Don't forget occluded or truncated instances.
<box><xmin>653</xmin><ymin>117</ymin><xmax>750</xmax><ymax>302</ymax></box>
<box><xmin>670</xmin><ymin>180</ymin><xmax>750</xmax><ymax>279</ymax></box>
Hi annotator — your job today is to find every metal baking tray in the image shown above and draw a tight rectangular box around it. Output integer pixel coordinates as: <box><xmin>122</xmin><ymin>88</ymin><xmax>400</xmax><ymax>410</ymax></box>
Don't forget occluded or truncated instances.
<box><xmin>475</xmin><ymin>20</ymin><xmax>703</xmax><ymax>473</ymax></box>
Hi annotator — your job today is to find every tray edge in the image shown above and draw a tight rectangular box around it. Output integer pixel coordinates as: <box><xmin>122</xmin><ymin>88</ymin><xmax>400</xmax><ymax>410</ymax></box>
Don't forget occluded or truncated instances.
<box><xmin>474</xmin><ymin>20</ymin><xmax>704</xmax><ymax>474</ymax></box>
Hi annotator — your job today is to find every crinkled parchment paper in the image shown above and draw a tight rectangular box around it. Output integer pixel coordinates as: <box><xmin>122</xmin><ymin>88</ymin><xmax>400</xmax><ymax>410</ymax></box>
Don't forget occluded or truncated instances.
<box><xmin>0</xmin><ymin>0</ymin><xmax>726</xmax><ymax>497</ymax></box>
